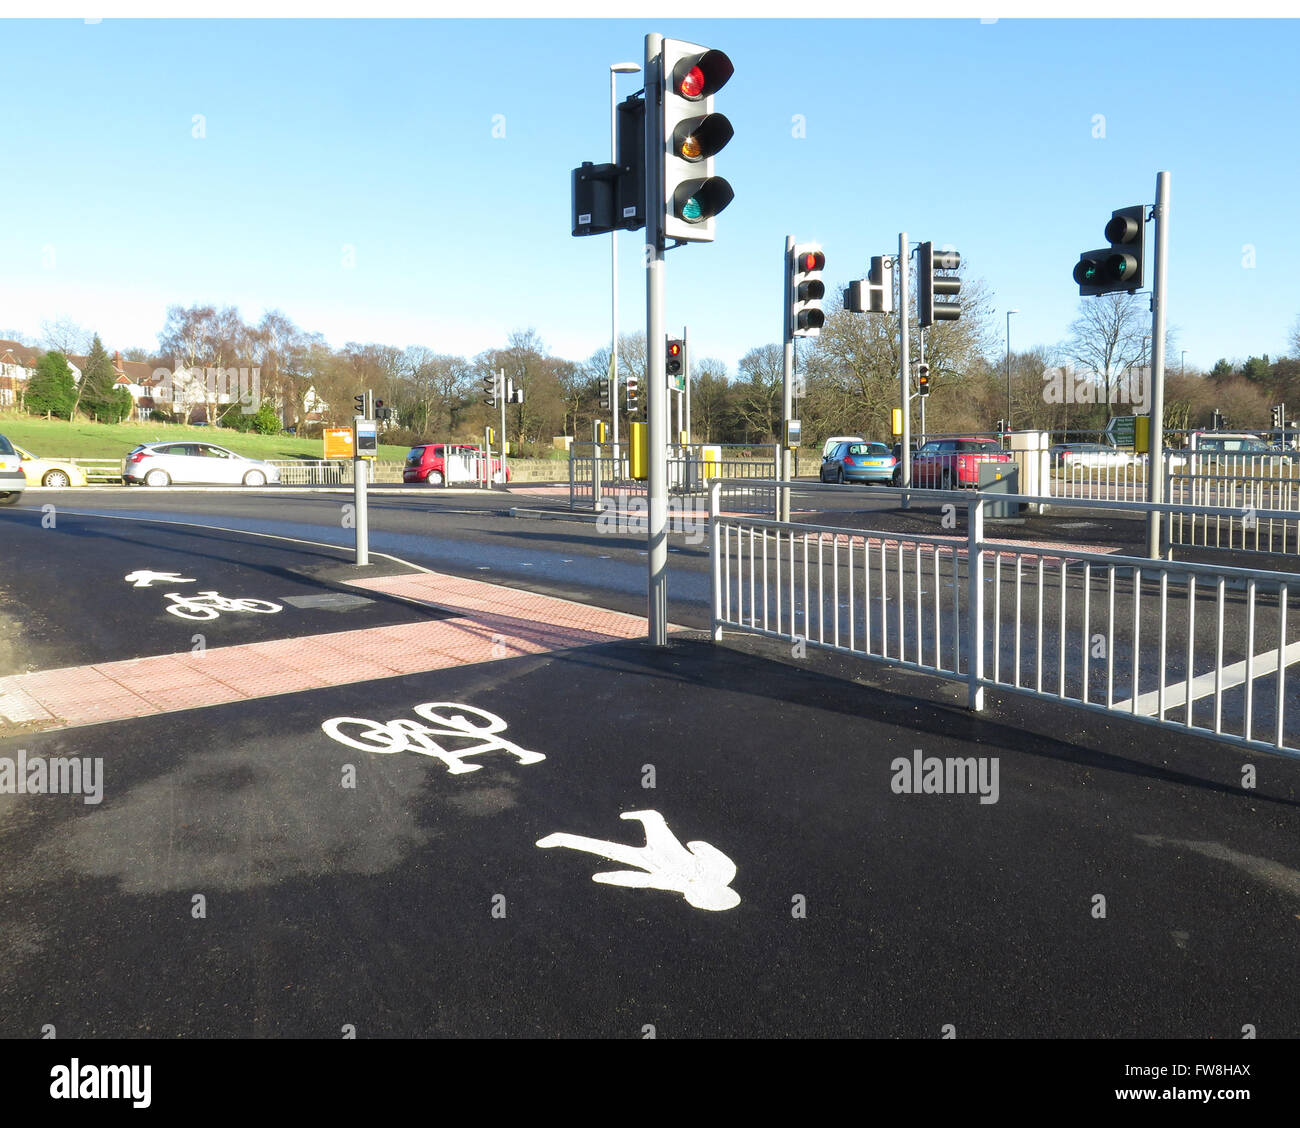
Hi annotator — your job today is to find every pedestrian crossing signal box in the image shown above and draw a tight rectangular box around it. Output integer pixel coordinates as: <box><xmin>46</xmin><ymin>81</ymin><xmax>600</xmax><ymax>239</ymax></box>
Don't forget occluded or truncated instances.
<box><xmin>1134</xmin><ymin>415</ymin><xmax>1150</xmax><ymax>454</ymax></box>
<box><xmin>354</xmin><ymin>417</ymin><xmax>378</xmax><ymax>459</ymax></box>
<box><xmin>630</xmin><ymin>422</ymin><xmax>648</xmax><ymax>481</ymax></box>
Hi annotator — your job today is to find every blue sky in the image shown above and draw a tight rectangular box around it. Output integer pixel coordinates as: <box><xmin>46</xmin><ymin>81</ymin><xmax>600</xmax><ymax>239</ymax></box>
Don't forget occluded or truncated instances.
<box><xmin>0</xmin><ymin>17</ymin><xmax>1296</xmax><ymax>375</ymax></box>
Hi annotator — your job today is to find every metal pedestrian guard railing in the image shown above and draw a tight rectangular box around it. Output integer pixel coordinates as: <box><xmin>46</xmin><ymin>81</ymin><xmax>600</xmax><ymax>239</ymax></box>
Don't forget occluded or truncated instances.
<box><xmin>1164</xmin><ymin>452</ymin><xmax>1300</xmax><ymax>554</ymax></box>
<box><xmin>570</xmin><ymin>442</ymin><xmax>779</xmax><ymax>513</ymax></box>
<box><xmin>709</xmin><ymin>480</ymin><xmax>1300</xmax><ymax>759</ymax></box>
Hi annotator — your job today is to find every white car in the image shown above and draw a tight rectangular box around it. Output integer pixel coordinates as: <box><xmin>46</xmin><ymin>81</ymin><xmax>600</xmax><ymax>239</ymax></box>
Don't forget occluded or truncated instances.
<box><xmin>0</xmin><ymin>433</ymin><xmax>27</xmax><ymax>505</ymax></box>
<box><xmin>123</xmin><ymin>441</ymin><xmax>281</xmax><ymax>487</ymax></box>
<box><xmin>1051</xmin><ymin>443</ymin><xmax>1140</xmax><ymax>470</ymax></box>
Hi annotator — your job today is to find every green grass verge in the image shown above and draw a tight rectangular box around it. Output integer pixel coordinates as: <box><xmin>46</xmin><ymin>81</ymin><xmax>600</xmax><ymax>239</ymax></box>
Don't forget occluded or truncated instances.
<box><xmin>0</xmin><ymin>413</ymin><xmax>411</xmax><ymax>462</ymax></box>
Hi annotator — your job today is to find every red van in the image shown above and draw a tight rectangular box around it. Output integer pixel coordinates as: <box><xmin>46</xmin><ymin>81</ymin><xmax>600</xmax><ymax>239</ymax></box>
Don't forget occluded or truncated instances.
<box><xmin>403</xmin><ymin>444</ymin><xmax>511</xmax><ymax>486</ymax></box>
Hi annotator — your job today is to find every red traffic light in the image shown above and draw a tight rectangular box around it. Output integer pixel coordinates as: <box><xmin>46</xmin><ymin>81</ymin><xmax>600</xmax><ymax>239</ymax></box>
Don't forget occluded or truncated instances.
<box><xmin>668</xmin><ymin>342</ymin><xmax>682</xmax><ymax>358</ymax></box>
<box><xmin>672</xmin><ymin>49</ymin><xmax>734</xmax><ymax>101</ymax></box>
<box><xmin>799</xmin><ymin>251</ymin><xmax>825</xmax><ymax>272</ymax></box>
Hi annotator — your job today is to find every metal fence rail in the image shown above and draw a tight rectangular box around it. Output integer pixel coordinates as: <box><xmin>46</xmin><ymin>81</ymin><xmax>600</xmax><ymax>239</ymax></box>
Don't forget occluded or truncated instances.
<box><xmin>265</xmin><ymin>459</ymin><xmax>408</xmax><ymax>485</ymax></box>
<box><xmin>71</xmin><ymin>458</ymin><xmax>123</xmax><ymax>483</ymax></box>
<box><xmin>570</xmin><ymin>443</ymin><xmax>778</xmax><ymax>513</ymax></box>
<box><xmin>710</xmin><ymin>480</ymin><xmax>1300</xmax><ymax>760</ymax></box>
<box><xmin>1165</xmin><ymin>453</ymin><xmax>1300</xmax><ymax>554</ymax></box>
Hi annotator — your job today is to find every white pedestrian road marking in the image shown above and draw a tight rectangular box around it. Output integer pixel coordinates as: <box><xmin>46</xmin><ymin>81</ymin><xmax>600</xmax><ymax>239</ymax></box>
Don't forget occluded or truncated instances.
<box><xmin>537</xmin><ymin>810</ymin><xmax>740</xmax><ymax>911</ymax></box>
<box><xmin>124</xmin><ymin>570</ymin><xmax>195</xmax><ymax>588</ymax></box>
<box><xmin>321</xmin><ymin>702</ymin><xmax>545</xmax><ymax>774</ymax></box>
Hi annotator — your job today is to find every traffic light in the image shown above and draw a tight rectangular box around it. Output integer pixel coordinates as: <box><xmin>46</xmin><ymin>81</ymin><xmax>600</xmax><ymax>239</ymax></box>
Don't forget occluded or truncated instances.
<box><xmin>995</xmin><ymin>418</ymin><xmax>1005</xmax><ymax>433</ymax></box>
<box><xmin>917</xmin><ymin>365</ymin><xmax>931</xmax><ymax>396</ymax></box>
<box><xmin>482</xmin><ymin>372</ymin><xmax>499</xmax><ymax>408</ymax></box>
<box><xmin>626</xmin><ymin>374</ymin><xmax>640</xmax><ymax>410</ymax></box>
<box><xmin>666</xmin><ymin>338</ymin><xmax>684</xmax><ymax>389</ymax></box>
<box><xmin>919</xmin><ymin>243</ymin><xmax>961</xmax><ymax>328</ymax></box>
<box><xmin>661</xmin><ymin>38</ymin><xmax>735</xmax><ymax>242</ymax></box>
<box><xmin>571</xmin><ymin>95</ymin><xmax>647</xmax><ymax>237</ymax></box>
<box><xmin>1272</xmin><ymin>403</ymin><xmax>1285</xmax><ymax>429</ymax></box>
<box><xmin>508</xmin><ymin>378</ymin><xmax>524</xmax><ymax>405</ymax></box>
<box><xmin>599</xmin><ymin>377</ymin><xmax>612</xmax><ymax>411</ymax></box>
<box><xmin>615</xmin><ymin>94</ymin><xmax>646</xmax><ymax>231</ymax></box>
<box><xmin>844</xmin><ymin>255</ymin><xmax>894</xmax><ymax>315</ymax></box>
<box><xmin>790</xmin><ymin>244</ymin><xmax>826</xmax><ymax>338</ymax></box>
<box><xmin>353</xmin><ymin>393</ymin><xmax>365</xmax><ymax>417</ymax></box>
<box><xmin>1074</xmin><ymin>205</ymin><xmax>1147</xmax><ymax>296</ymax></box>
<box><xmin>374</xmin><ymin>399</ymin><xmax>393</xmax><ymax>422</ymax></box>
<box><xmin>1211</xmin><ymin>409</ymin><xmax>1225</xmax><ymax>430</ymax></box>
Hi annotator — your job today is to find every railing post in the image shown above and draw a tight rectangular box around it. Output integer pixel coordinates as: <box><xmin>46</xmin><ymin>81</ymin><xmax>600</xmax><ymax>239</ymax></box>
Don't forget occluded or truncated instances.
<box><xmin>710</xmin><ymin>479</ymin><xmax>723</xmax><ymax>641</ymax></box>
<box><xmin>568</xmin><ymin>448</ymin><xmax>575</xmax><ymax>511</ymax></box>
<box><xmin>967</xmin><ymin>495</ymin><xmax>985</xmax><ymax>711</ymax></box>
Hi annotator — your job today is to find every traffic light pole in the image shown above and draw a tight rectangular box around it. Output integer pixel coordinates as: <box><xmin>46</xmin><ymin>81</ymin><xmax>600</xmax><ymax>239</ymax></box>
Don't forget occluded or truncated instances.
<box><xmin>499</xmin><ymin>368</ymin><xmax>507</xmax><ymax>486</ymax></box>
<box><xmin>683</xmin><ymin>324</ymin><xmax>692</xmax><ymax>443</ymax></box>
<box><xmin>918</xmin><ymin>327</ymin><xmax>926</xmax><ymax>445</ymax></box>
<box><xmin>1145</xmin><ymin>170</ymin><xmax>1170</xmax><ymax>559</ymax></box>
<box><xmin>644</xmin><ymin>32</ymin><xmax>669</xmax><ymax>646</ymax></box>
<box><xmin>899</xmin><ymin>231</ymin><xmax>912</xmax><ymax>509</ymax></box>
<box><xmin>780</xmin><ymin>234</ymin><xmax>795</xmax><ymax>523</ymax></box>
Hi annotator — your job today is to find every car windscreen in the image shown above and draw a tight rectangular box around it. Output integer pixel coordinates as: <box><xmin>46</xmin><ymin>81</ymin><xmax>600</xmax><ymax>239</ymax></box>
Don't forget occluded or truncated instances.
<box><xmin>956</xmin><ymin>441</ymin><xmax>1001</xmax><ymax>452</ymax></box>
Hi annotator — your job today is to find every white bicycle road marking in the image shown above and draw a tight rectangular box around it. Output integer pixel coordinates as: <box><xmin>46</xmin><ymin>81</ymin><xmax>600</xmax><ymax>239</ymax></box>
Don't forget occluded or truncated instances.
<box><xmin>537</xmin><ymin>810</ymin><xmax>741</xmax><ymax>912</ymax></box>
<box><xmin>124</xmin><ymin>570</ymin><xmax>196</xmax><ymax>588</ymax></box>
<box><xmin>162</xmin><ymin>591</ymin><xmax>284</xmax><ymax>621</ymax></box>
<box><xmin>320</xmin><ymin>702</ymin><xmax>546</xmax><ymax>775</ymax></box>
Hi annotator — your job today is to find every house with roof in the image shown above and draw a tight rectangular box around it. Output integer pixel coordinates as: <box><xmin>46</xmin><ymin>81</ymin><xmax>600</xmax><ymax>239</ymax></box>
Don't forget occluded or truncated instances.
<box><xmin>0</xmin><ymin>340</ymin><xmax>81</xmax><ymax>408</ymax></box>
<box><xmin>0</xmin><ymin>341</ymin><xmax>41</xmax><ymax>408</ymax></box>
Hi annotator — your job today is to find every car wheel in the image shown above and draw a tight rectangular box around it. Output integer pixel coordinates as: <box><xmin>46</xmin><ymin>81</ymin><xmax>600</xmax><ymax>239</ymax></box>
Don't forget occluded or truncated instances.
<box><xmin>243</xmin><ymin>470</ymin><xmax>267</xmax><ymax>486</ymax></box>
<box><xmin>941</xmin><ymin>470</ymin><xmax>953</xmax><ymax>490</ymax></box>
<box><xmin>42</xmin><ymin>470</ymin><xmax>72</xmax><ymax>488</ymax></box>
<box><xmin>891</xmin><ymin>468</ymin><xmax>902</xmax><ymax>486</ymax></box>
<box><xmin>835</xmin><ymin>467</ymin><xmax>844</xmax><ymax>484</ymax></box>
<box><xmin>0</xmin><ymin>491</ymin><xmax>19</xmax><ymax>507</ymax></box>
<box><xmin>426</xmin><ymin>470</ymin><xmax>444</xmax><ymax>486</ymax></box>
<box><xmin>144</xmin><ymin>469</ymin><xmax>171</xmax><ymax>487</ymax></box>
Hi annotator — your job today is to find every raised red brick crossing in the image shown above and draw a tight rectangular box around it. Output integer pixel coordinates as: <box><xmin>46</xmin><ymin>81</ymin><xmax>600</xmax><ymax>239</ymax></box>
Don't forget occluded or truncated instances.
<box><xmin>0</xmin><ymin>570</ymin><xmax>657</xmax><ymax>733</ymax></box>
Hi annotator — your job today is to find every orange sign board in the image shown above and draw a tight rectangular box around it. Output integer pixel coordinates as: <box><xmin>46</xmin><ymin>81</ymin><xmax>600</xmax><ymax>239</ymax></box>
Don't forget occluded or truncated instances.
<box><xmin>323</xmin><ymin>428</ymin><xmax>355</xmax><ymax>460</ymax></box>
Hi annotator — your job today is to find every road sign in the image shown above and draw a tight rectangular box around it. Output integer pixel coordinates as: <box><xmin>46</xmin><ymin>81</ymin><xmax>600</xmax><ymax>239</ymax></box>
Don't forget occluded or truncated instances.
<box><xmin>355</xmin><ymin>418</ymin><xmax>378</xmax><ymax>458</ymax></box>
<box><xmin>1107</xmin><ymin>415</ymin><xmax>1137</xmax><ymax>448</ymax></box>
<box><xmin>323</xmin><ymin>428</ymin><xmax>354</xmax><ymax>460</ymax></box>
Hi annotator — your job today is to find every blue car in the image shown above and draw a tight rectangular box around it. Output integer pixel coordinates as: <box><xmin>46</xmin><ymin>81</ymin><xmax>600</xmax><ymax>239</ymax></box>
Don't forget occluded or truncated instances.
<box><xmin>820</xmin><ymin>440</ymin><xmax>897</xmax><ymax>484</ymax></box>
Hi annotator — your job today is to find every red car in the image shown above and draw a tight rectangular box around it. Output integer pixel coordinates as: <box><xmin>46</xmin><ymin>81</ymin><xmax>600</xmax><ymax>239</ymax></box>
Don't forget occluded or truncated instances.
<box><xmin>911</xmin><ymin>437</ymin><xmax>1012</xmax><ymax>488</ymax></box>
<box><xmin>403</xmin><ymin>443</ymin><xmax>511</xmax><ymax>486</ymax></box>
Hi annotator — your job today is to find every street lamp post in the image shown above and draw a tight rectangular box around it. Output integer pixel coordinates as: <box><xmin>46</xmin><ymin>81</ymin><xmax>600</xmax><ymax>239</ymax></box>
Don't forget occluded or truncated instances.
<box><xmin>1181</xmin><ymin>349</ymin><xmax>1187</xmax><ymax>377</ymax></box>
<box><xmin>609</xmin><ymin>61</ymin><xmax>640</xmax><ymax>466</ymax></box>
<box><xmin>1005</xmin><ymin>309</ymin><xmax>1019</xmax><ymax>436</ymax></box>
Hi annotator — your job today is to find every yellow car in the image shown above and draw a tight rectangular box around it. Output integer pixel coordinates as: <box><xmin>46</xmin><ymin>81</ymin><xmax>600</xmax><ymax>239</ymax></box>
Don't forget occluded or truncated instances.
<box><xmin>14</xmin><ymin>444</ymin><xmax>88</xmax><ymax>488</ymax></box>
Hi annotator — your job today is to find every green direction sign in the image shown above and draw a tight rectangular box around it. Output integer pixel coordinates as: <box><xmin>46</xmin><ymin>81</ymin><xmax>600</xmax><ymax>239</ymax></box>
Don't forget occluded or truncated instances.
<box><xmin>1108</xmin><ymin>415</ymin><xmax>1137</xmax><ymax>448</ymax></box>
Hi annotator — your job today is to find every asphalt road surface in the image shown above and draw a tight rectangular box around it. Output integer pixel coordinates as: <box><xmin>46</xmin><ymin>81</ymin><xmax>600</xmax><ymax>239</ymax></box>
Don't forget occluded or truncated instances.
<box><xmin>1</xmin><ymin>491</ymin><xmax>1298</xmax><ymax>1040</ymax></box>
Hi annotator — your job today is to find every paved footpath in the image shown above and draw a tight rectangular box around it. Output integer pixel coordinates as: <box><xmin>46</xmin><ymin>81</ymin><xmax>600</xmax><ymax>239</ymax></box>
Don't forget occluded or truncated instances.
<box><xmin>0</xmin><ymin>568</ymin><xmax>659</xmax><ymax>732</ymax></box>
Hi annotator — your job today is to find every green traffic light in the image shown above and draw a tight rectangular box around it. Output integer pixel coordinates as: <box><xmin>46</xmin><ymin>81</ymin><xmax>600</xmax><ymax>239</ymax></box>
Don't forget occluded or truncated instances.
<box><xmin>681</xmin><ymin>196</ymin><xmax>702</xmax><ymax>221</ymax></box>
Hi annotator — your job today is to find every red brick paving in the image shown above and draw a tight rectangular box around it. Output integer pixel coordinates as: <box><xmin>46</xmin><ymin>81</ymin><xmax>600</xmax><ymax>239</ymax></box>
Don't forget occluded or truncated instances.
<box><xmin>0</xmin><ymin>570</ymin><xmax>656</xmax><ymax>734</ymax></box>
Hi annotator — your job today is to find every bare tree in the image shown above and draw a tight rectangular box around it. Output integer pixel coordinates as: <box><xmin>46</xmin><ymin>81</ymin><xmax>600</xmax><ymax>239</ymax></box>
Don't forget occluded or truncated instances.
<box><xmin>734</xmin><ymin>344</ymin><xmax>784</xmax><ymax>441</ymax></box>
<box><xmin>1066</xmin><ymin>293</ymin><xmax>1147</xmax><ymax>424</ymax></box>
<box><xmin>41</xmin><ymin>317</ymin><xmax>89</xmax><ymax>357</ymax></box>
<box><xmin>689</xmin><ymin>358</ymin><xmax>729</xmax><ymax>442</ymax></box>
<box><xmin>252</xmin><ymin>310</ymin><xmax>319</xmax><ymax>426</ymax></box>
